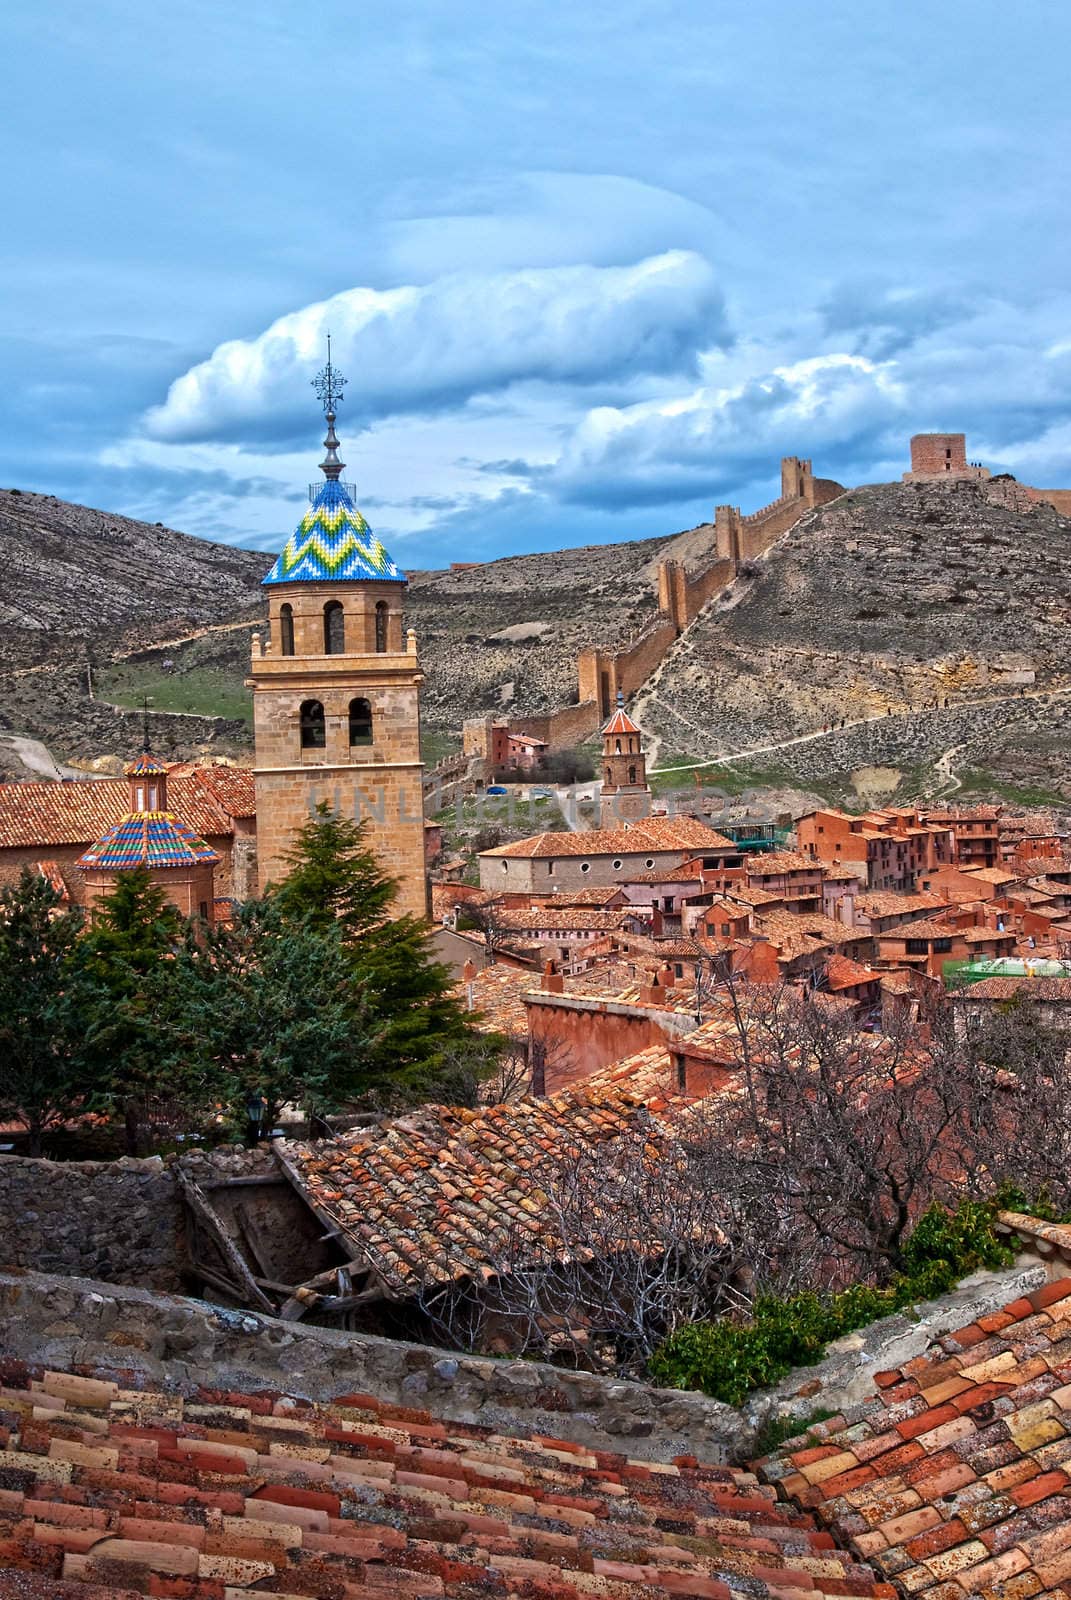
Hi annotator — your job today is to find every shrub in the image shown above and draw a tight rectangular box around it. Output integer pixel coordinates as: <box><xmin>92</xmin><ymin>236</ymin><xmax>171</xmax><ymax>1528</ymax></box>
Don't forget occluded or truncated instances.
<box><xmin>648</xmin><ymin>1200</ymin><xmax>1015</xmax><ymax>1405</ymax></box>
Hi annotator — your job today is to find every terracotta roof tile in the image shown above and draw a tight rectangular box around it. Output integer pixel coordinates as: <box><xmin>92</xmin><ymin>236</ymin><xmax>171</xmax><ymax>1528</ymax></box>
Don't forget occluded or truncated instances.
<box><xmin>763</xmin><ymin>1275</ymin><xmax>1071</xmax><ymax>1600</ymax></box>
<box><xmin>0</xmin><ymin>1356</ymin><xmax>886</xmax><ymax>1598</ymax></box>
<box><xmin>483</xmin><ymin>817</ymin><xmax>737</xmax><ymax>860</ymax></box>
<box><xmin>282</xmin><ymin>1092</ymin><xmax>674</xmax><ymax>1295</ymax></box>
<box><xmin>0</xmin><ymin>769</ymin><xmax>254</xmax><ymax>849</ymax></box>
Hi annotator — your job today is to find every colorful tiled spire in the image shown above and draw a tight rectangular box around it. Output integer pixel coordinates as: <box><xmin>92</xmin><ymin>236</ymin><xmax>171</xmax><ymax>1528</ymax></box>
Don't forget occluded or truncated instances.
<box><xmin>77</xmin><ymin>813</ymin><xmax>220</xmax><ymax>872</ymax></box>
<box><xmin>263</xmin><ymin>337</ymin><xmax>404</xmax><ymax>586</ymax></box>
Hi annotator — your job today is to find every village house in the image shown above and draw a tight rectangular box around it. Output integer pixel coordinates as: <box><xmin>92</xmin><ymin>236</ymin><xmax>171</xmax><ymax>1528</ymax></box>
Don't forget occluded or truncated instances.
<box><xmin>877</xmin><ymin>909</ymin><xmax>1017</xmax><ymax>979</ymax></box>
<box><xmin>950</xmin><ymin>974</ymin><xmax>1071</xmax><ymax>1040</ymax></box>
<box><xmin>797</xmin><ymin>805</ymin><xmax>954</xmax><ymax>890</ymax></box>
<box><xmin>919</xmin><ymin>803</ymin><xmax>1002</xmax><ymax>868</ymax></box>
<box><xmin>478</xmin><ymin>813</ymin><xmax>741</xmax><ymax>893</ymax></box>
<box><xmin>0</xmin><ymin>762</ymin><xmax>256</xmax><ymax>905</ymax></box>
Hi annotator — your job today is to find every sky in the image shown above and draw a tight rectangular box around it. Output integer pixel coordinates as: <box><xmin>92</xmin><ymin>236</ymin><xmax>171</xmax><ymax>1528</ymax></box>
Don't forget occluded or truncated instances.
<box><xmin>4</xmin><ymin>0</ymin><xmax>1071</xmax><ymax>570</ymax></box>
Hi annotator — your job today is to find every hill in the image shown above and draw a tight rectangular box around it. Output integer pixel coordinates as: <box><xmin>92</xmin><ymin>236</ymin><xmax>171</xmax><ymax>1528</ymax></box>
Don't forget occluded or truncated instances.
<box><xmin>4</xmin><ymin>474</ymin><xmax>1071</xmax><ymax>806</ymax></box>
<box><xmin>638</xmin><ymin>476</ymin><xmax>1071</xmax><ymax>805</ymax></box>
<box><xmin>0</xmin><ymin>488</ymin><xmax>269</xmax><ymax>775</ymax></box>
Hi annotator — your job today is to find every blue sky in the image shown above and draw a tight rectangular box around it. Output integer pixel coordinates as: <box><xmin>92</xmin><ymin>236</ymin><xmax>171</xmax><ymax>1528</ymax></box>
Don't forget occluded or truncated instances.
<box><xmin>4</xmin><ymin>0</ymin><xmax>1071</xmax><ymax>568</ymax></box>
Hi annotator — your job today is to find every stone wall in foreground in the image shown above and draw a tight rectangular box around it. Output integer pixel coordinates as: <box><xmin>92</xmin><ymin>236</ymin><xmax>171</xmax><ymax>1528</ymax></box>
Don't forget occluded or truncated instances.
<box><xmin>0</xmin><ymin>1257</ymin><xmax>1046</xmax><ymax>1465</ymax></box>
<box><xmin>0</xmin><ymin>1155</ymin><xmax>183</xmax><ymax>1291</ymax></box>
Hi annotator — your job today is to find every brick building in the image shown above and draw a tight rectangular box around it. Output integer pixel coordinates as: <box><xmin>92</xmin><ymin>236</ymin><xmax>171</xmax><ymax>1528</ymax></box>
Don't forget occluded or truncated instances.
<box><xmin>598</xmin><ymin>698</ymin><xmax>651</xmax><ymax>825</ymax></box>
<box><xmin>479</xmin><ymin>815</ymin><xmax>741</xmax><ymax>893</ymax></box>
<box><xmin>76</xmin><ymin>750</ymin><xmax>220</xmax><ymax>922</ymax></box>
<box><xmin>0</xmin><ymin>764</ymin><xmax>255</xmax><ymax>906</ymax></box>
<box><xmin>248</xmin><ymin>374</ymin><xmax>427</xmax><ymax>918</ymax></box>
<box><xmin>797</xmin><ymin>806</ymin><xmax>954</xmax><ymax>891</ymax></box>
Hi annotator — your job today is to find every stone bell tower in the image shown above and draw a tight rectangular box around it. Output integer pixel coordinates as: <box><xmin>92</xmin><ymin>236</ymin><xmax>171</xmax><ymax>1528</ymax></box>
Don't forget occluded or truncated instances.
<box><xmin>248</xmin><ymin>342</ymin><xmax>428</xmax><ymax>918</ymax></box>
<box><xmin>599</xmin><ymin>693</ymin><xmax>651</xmax><ymax>827</ymax></box>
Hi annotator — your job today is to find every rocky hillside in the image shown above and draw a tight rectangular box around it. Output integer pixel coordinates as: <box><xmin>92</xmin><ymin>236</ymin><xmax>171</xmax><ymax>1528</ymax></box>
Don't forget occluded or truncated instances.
<box><xmin>405</xmin><ymin>535</ymin><xmax>674</xmax><ymax>727</ymax></box>
<box><xmin>0</xmin><ymin>488</ymin><xmax>268</xmax><ymax>666</ymax></box>
<box><xmin>641</xmin><ymin>476</ymin><xmax>1071</xmax><ymax>800</ymax></box>
<box><xmin>0</xmin><ymin>488</ymin><xmax>269</xmax><ymax>773</ymax></box>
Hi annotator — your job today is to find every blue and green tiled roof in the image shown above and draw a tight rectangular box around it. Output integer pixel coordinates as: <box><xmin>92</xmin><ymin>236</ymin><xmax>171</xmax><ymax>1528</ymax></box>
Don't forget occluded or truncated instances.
<box><xmin>263</xmin><ymin>479</ymin><xmax>403</xmax><ymax>585</ymax></box>
<box><xmin>77</xmin><ymin>812</ymin><xmax>220</xmax><ymax>872</ymax></box>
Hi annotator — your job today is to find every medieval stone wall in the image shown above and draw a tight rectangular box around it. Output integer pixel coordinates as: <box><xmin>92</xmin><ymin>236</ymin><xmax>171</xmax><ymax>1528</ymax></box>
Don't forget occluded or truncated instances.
<box><xmin>0</xmin><ymin>1155</ymin><xmax>183</xmax><ymax>1289</ymax></box>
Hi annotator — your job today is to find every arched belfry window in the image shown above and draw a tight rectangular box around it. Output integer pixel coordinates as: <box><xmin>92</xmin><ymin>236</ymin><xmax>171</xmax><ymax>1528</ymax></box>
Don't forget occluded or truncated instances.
<box><xmin>279</xmin><ymin>603</ymin><xmax>295</xmax><ymax>657</ymax></box>
<box><xmin>604</xmin><ymin>767</ymin><xmax>612</xmax><ymax>784</ymax></box>
<box><xmin>628</xmin><ymin>765</ymin><xmax>637</xmax><ymax>785</ymax></box>
<box><xmin>324</xmin><ymin>600</ymin><xmax>345</xmax><ymax>655</ymax></box>
<box><xmin>349</xmin><ymin>696</ymin><xmax>373</xmax><ymax>747</ymax></box>
<box><xmin>299</xmin><ymin>699</ymin><xmax>326</xmax><ymax>749</ymax></box>
<box><xmin>375</xmin><ymin>600</ymin><xmax>389</xmax><ymax>653</ymax></box>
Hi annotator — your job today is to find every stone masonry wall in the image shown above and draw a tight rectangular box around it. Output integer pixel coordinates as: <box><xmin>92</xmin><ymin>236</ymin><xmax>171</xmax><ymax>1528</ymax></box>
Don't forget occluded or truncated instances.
<box><xmin>0</xmin><ymin>1257</ymin><xmax>1045</xmax><ymax>1464</ymax></box>
<box><xmin>0</xmin><ymin>1155</ymin><xmax>183</xmax><ymax>1290</ymax></box>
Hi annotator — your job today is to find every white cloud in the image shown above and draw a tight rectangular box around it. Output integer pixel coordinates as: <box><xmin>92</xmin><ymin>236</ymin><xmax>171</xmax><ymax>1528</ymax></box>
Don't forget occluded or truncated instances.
<box><xmin>547</xmin><ymin>354</ymin><xmax>906</xmax><ymax>505</ymax></box>
<box><xmin>143</xmin><ymin>251</ymin><xmax>728</xmax><ymax>446</ymax></box>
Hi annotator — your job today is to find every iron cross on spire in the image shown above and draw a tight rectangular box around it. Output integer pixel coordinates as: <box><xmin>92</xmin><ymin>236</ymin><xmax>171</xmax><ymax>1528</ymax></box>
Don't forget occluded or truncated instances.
<box><xmin>312</xmin><ymin>331</ymin><xmax>348</xmax><ymax>417</ymax></box>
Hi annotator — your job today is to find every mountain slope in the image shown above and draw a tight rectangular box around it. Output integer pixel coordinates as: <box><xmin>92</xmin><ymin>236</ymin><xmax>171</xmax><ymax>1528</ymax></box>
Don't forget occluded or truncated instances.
<box><xmin>644</xmin><ymin>476</ymin><xmax>1071</xmax><ymax>800</ymax></box>
<box><xmin>0</xmin><ymin>488</ymin><xmax>268</xmax><ymax>662</ymax></box>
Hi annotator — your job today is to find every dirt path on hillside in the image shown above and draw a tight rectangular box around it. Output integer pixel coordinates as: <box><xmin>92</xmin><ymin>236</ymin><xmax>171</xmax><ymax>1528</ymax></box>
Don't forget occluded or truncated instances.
<box><xmin>646</xmin><ymin>684</ymin><xmax>1071</xmax><ymax>777</ymax></box>
<box><xmin>11</xmin><ymin>615</ymin><xmax>260</xmax><ymax>681</ymax></box>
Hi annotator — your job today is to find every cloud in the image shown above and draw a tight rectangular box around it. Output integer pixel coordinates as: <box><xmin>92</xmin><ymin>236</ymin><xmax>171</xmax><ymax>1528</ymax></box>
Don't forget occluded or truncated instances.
<box><xmin>546</xmin><ymin>355</ymin><xmax>907</xmax><ymax>507</ymax></box>
<box><xmin>144</xmin><ymin>251</ymin><xmax>729</xmax><ymax>446</ymax></box>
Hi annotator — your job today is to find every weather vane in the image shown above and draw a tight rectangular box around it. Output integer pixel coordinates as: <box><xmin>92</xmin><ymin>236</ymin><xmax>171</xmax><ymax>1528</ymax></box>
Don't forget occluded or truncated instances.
<box><xmin>312</xmin><ymin>331</ymin><xmax>348</xmax><ymax>417</ymax></box>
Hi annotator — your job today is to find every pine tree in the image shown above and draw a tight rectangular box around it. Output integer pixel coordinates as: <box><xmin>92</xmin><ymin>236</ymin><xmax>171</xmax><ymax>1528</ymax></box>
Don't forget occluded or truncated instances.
<box><xmin>175</xmin><ymin>897</ymin><xmax>365</xmax><ymax>1130</ymax></box>
<box><xmin>78</xmin><ymin>868</ymin><xmax>189</xmax><ymax>1155</ymax></box>
<box><xmin>273</xmin><ymin>803</ymin><xmax>491</xmax><ymax>1103</ymax></box>
<box><xmin>0</xmin><ymin>870</ymin><xmax>94</xmax><ymax>1155</ymax></box>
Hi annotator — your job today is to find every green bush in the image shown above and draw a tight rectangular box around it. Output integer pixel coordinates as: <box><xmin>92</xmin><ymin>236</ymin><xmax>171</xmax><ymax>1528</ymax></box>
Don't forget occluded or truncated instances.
<box><xmin>648</xmin><ymin>1200</ymin><xmax>1016</xmax><ymax>1406</ymax></box>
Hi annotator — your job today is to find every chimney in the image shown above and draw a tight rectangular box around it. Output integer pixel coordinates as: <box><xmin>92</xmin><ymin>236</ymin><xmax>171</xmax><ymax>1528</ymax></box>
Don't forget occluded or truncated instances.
<box><xmin>541</xmin><ymin>960</ymin><xmax>564</xmax><ymax>995</ymax></box>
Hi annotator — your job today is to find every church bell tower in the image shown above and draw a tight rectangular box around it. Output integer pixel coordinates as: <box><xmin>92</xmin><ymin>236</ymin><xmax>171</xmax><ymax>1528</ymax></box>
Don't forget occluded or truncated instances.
<box><xmin>599</xmin><ymin>693</ymin><xmax>651</xmax><ymax>826</ymax></box>
<box><xmin>248</xmin><ymin>342</ymin><xmax>428</xmax><ymax>918</ymax></box>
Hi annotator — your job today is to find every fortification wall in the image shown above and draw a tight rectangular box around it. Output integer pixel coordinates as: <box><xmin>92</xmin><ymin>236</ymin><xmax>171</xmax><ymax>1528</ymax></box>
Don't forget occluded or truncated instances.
<box><xmin>0</xmin><ymin>1154</ymin><xmax>183</xmax><ymax>1289</ymax></box>
<box><xmin>510</xmin><ymin>699</ymin><xmax>603</xmax><ymax>749</ymax></box>
<box><xmin>577</xmin><ymin>619</ymin><xmax>679</xmax><ymax>719</ymax></box>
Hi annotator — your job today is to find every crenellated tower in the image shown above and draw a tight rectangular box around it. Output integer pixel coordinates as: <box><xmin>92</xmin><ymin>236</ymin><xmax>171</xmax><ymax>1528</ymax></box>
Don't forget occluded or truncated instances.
<box><xmin>247</xmin><ymin>343</ymin><xmax>428</xmax><ymax>918</ymax></box>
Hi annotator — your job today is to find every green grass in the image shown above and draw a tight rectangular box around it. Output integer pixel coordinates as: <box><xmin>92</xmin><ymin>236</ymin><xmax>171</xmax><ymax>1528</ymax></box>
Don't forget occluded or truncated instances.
<box><xmin>421</xmin><ymin>727</ymin><xmax>461</xmax><ymax>768</ymax></box>
<box><xmin>651</xmin><ymin>756</ymin><xmax>845</xmax><ymax>806</ymax></box>
<box><xmin>956</xmin><ymin>770</ymin><xmax>1069</xmax><ymax>808</ymax></box>
<box><xmin>98</xmin><ymin>663</ymin><xmax>252</xmax><ymax>725</ymax></box>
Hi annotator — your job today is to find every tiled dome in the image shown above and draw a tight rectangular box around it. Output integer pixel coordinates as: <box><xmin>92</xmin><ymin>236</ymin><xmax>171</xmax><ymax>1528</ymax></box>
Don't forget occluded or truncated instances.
<box><xmin>263</xmin><ymin>479</ymin><xmax>403</xmax><ymax>586</ymax></box>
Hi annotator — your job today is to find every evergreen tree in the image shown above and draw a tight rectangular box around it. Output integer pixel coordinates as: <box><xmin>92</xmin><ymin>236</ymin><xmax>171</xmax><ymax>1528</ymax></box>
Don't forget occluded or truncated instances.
<box><xmin>0</xmin><ymin>870</ymin><xmax>93</xmax><ymax>1155</ymax></box>
<box><xmin>176</xmin><ymin>896</ymin><xmax>365</xmax><ymax>1130</ymax></box>
<box><xmin>78</xmin><ymin>868</ymin><xmax>189</xmax><ymax>1155</ymax></box>
<box><xmin>273</xmin><ymin>804</ymin><xmax>491</xmax><ymax>1102</ymax></box>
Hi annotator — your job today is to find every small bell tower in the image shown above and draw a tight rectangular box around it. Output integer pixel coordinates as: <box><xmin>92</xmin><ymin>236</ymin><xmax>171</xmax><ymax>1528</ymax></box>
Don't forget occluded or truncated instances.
<box><xmin>599</xmin><ymin>692</ymin><xmax>651</xmax><ymax>826</ymax></box>
<box><xmin>248</xmin><ymin>339</ymin><xmax>428</xmax><ymax>917</ymax></box>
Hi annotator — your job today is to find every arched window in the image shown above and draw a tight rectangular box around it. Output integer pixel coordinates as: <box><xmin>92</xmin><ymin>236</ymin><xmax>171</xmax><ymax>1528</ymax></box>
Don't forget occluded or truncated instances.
<box><xmin>615</xmin><ymin>739</ymin><xmax>622</xmax><ymax>753</ymax></box>
<box><xmin>279</xmin><ymin>603</ymin><xmax>295</xmax><ymax>657</ymax></box>
<box><xmin>324</xmin><ymin>600</ymin><xmax>345</xmax><ymax>655</ymax></box>
<box><xmin>604</xmin><ymin>766</ymin><xmax>612</xmax><ymax>784</ymax></box>
<box><xmin>299</xmin><ymin>699</ymin><xmax>326</xmax><ymax>749</ymax></box>
<box><xmin>348</xmin><ymin>696</ymin><xmax>373</xmax><ymax>746</ymax></box>
<box><xmin>628</xmin><ymin>765</ymin><xmax>637</xmax><ymax>785</ymax></box>
<box><xmin>375</xmin><ymin>600</ymin><xmax>389</xmax><ymax>653</ymax></box>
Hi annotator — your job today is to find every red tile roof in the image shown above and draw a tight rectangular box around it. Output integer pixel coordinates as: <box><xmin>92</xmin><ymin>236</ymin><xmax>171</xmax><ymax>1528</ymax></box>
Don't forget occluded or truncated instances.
<box><xmin>283</xmin><ymin>1092</ymin><xmax>671</xmax><ymax>1295</ymax></box>
<box><xmin>0</xmin><ymin>768</ymin><xmax>255</xmax><ymax>848</ymax></box>
<box><xmin>763</xmin><ymin>1275</ymin><xmax>1071</xmax><ymax>1600</ymax></box>
<box><xmin>0</xmin><ymin>1359</ymin><xmax>887</xmax><ymax>1599</ymax></box>
<box><xmin>601</xmin><ymin>706</ymin><xmax>642</xmax><ymax>736</ymax></box>
<box><xmin>483</xmin><ymin>817</ymin><xmax>737</xmax><ymax>860</ymax></box>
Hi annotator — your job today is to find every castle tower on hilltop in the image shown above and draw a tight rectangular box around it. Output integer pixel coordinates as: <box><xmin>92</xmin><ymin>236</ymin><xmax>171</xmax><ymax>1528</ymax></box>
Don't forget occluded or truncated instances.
<box><xmin>248</xmin><ymin>343</ymin><xmax>427</xmax><ymax>918</ymax></box>
<box><xmin>77</xmin><ymin>747</ymin><xmax>220</xmax><ymax>920</ymax></box>
<box><xmin>599</xmin><ymin>693</ymin><xmax>651</xmax><ymax>826</ymax></box>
